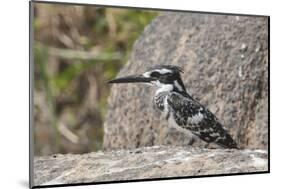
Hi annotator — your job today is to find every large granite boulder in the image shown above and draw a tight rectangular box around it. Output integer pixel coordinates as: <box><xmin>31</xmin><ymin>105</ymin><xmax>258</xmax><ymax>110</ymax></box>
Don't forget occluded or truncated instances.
<box><xmin>103</xmin><ymin>12</ymin><xmax>268</xmax><ymax>150</ymax></box>
<box><xmin>33</xmin><ymin>146</ymin><xmax>268</xmax><ymax>186</ymax></box>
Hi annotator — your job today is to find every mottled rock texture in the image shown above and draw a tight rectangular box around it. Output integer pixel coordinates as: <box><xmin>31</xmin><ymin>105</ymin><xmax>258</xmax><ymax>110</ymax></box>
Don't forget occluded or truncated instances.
<box><xmin>103</xmin><ymin>13</ymin><xmax>268</xmax><ymax>150</ymax></box>
<box><xmin>33</xmin><ymin>146</ymin><xmax>268</xmax><ymax>186</ymax></box>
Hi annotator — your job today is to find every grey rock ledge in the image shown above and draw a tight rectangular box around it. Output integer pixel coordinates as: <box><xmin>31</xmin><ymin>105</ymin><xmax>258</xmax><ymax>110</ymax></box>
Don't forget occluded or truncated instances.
<box><xmin>34</xmin><ymin>146</ymin><xmax>268</xmax><ymax>186</ymax></box>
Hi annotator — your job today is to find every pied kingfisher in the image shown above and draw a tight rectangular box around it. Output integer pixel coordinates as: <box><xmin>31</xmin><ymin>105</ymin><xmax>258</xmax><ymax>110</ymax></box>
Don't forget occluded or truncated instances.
<box><xmin>108</xmin><ymin>65</ymin><xmax>238</xmax><ymax>149</ymax></box>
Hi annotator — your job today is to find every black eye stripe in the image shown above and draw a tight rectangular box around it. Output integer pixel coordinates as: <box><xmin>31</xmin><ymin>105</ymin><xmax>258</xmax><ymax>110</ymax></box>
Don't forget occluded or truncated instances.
<box><xmin>151</xmin><ymin>72</ymin><xmax>160</xmax><ymax>77</ymax></box>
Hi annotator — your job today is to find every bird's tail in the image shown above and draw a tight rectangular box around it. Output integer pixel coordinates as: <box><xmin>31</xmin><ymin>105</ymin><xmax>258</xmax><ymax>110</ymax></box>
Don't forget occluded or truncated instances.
<box><xmin>216</xmin><ymin>133</ymin><xmax>239</xmax><ymax>149</ymax></box>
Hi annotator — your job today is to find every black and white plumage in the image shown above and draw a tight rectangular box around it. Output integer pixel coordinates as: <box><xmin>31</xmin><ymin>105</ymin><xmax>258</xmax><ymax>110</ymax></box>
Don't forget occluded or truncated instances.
<box><xmin>108</xmin><ymin>65</ymin><xmax>238</xmax><ymax>149</ymax></box>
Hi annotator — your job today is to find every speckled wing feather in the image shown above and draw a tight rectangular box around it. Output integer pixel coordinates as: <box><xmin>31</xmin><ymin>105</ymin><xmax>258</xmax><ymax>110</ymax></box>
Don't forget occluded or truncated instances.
<box><xmin>167</xmin><ymin>92</ymin><xmax>238</xmax><ymax>149</ymax></box>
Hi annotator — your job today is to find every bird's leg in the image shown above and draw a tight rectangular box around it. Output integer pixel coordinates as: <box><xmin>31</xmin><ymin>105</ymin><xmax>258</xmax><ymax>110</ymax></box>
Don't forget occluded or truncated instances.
<box><xmin>205</xmin><ymin>142</ymin><xmax>222</xmax><ymax>149</ymax></box>
<box><xmin>204</xmin><ymin>142</ymin><xmax>210</xmax><ymax>149</ymax></box>
<box><xmin>187</xmin><ymin>136</ymin><xmax>195</xmax><ymax>145</ymax></box>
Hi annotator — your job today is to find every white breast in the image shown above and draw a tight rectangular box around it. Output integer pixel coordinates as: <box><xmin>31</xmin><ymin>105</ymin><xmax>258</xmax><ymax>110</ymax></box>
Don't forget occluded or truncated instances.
<box><xmin>154</xmin><ymin>82</ymin><xmax>174</xmax><ymax>95</ymax></box>
<box><xmin>163</xmin><ymin>96</ymin><xmax>169</xmax><ymax>117</ymax></box>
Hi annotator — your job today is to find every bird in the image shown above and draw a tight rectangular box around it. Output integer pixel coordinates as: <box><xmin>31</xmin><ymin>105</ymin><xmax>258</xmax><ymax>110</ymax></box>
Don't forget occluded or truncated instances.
<box><xmin>108</xmin><ymin>65</ymin><xmax>238</xmax><ymax>149</ymax></box>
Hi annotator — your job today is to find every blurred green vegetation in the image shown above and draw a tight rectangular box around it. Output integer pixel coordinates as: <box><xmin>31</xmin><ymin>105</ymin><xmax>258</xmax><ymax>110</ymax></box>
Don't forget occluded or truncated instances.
<box><xmin>33</xmin><ymin>3</ymin><xmax>158</xmax><ymax>155</ymax></box>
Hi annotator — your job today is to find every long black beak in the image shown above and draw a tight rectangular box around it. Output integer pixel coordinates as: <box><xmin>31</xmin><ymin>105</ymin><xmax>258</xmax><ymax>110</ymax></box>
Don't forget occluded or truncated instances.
<box><xmin>108</xmin><ymin>75</ymin><xmax>155</xmax><ymax>84</ymax></box>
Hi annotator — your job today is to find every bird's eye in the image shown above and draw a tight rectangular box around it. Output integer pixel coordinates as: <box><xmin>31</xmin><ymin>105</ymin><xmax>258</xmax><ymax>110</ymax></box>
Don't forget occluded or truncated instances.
<box><xmin>151</xmin><ymin>72</ymin><xmax>160</xmax><ymax>78</ymax></box>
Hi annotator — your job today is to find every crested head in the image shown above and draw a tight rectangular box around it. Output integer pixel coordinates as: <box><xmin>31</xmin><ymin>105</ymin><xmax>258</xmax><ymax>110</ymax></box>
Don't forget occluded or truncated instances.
<box><xmin>145</xmin><ymin>65</ymin><xmax>184</xmax><ymax>75</ymax></box>
<box><xmin>142</xmin><ymin>65</ymin><xmax>186</xmax><ymax>94</ymax></box>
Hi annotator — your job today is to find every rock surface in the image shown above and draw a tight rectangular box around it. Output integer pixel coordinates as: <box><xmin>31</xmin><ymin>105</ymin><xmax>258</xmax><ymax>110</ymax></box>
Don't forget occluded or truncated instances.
<box><xmin>33</xmin><ymin>146</ymin><xmax>268</xmax><ymax>186</ymax></box>
<box><xmin>103</xmin><ymin>13</ymin><xmax>268</xmax><ymax>150</ymax></box>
